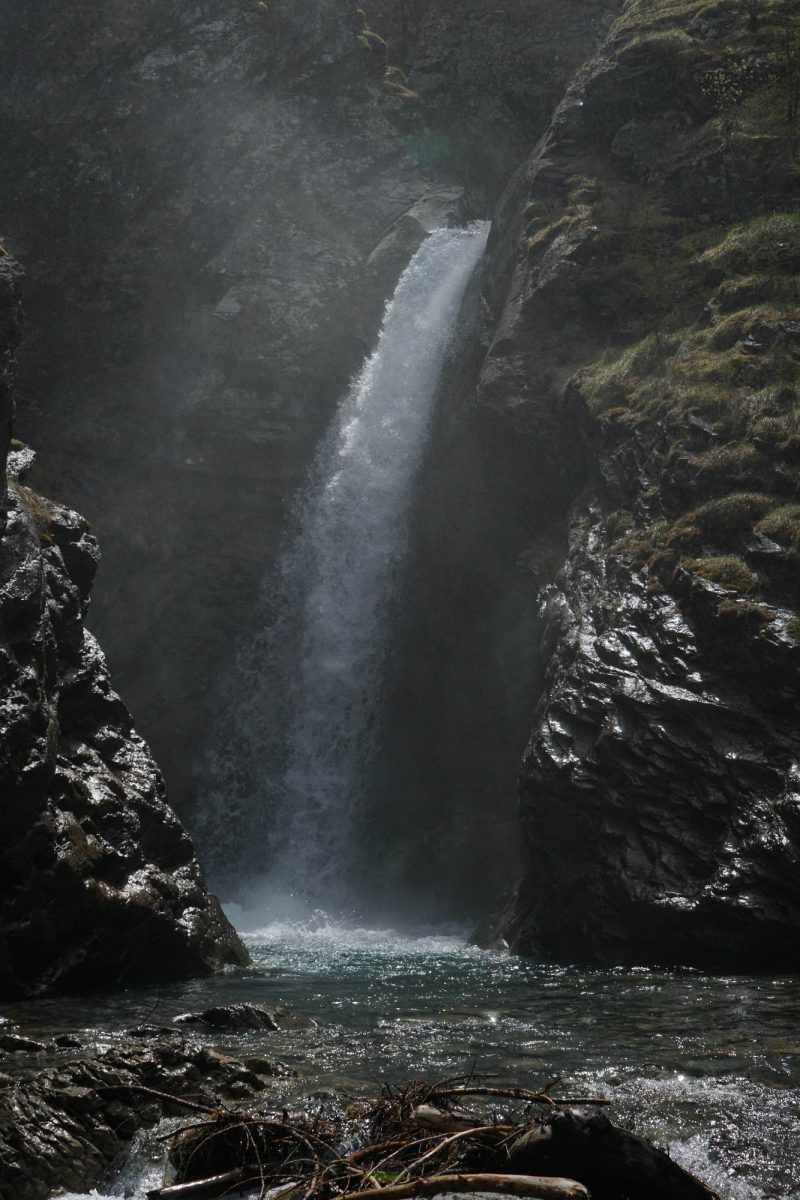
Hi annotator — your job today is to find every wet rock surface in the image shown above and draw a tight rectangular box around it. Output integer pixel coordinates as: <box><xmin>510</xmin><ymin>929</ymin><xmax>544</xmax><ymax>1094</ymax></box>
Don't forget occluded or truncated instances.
<box><xmin>489</xmin><ymin>524</ymin><xmax>800</xmax><ymax>968</ymax></box>
<box><xmin>0</xmin><ymin>1036</ymin><xmax>284</xmax><ymax>1200</ymax></box>
<box><xmin>478</xmin><ymin>1</ymin><xmax>800</xmax><ymax>966</ymax></box>
<box><xmin>0</xmin><ymin>258</ymin><xmax>248</xmax><ymax>997</ymax></box>
<box><xmin>508</xmin><ymin>1106</ymin><xmax>717</xmax><ymax>1200</ymax></box>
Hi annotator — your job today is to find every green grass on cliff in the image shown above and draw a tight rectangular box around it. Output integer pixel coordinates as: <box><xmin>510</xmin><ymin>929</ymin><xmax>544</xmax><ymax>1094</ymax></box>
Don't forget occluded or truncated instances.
<box><xmin>580</xmin><ymin>229</ymin><xmax>800</xmax><ymax>604</ymax></box>
<box><xmin>757</xmin><ymin>502</ymin><xmax>800</xmax><ymax>545</ymax></box>
<box><xmin>12</xmin><ymin>483</ymin><xmax>56</xmax><ymax>544</ymax></box>
<box><xmin>612</xmin><ymin>0</ymin><xmax>795</xmax><ymax>44</ymax></box>
<box><xmin>523</xmin><ymin>0</ymin><xmax>800</xmax><ymax>647</ymax></box>
<box><xmin>689</xmin><ymin>552</ymin><xmax>759</xmax><ymax>590</ymax></box>
<box><xmin>701</xmin><ymin>212</ymin><xmax>800</xmax><ymax>275</ymax></box>
<box><xmin>611</xmin><ymin>0</ymin><xmax>800</xmax><ymax>160</ymax></box>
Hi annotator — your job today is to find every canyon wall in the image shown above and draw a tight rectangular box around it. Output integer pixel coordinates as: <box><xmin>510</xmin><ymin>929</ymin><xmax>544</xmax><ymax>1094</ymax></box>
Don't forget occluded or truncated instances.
<box><xmin>0</xmin><ymin>0</ymin><xmax>611</xmax><ymax>918</ymax></box>
<box><xmin>475</xmin><ymin>0</ymin><xmax>800</xmax><ymax>968</ymax></box>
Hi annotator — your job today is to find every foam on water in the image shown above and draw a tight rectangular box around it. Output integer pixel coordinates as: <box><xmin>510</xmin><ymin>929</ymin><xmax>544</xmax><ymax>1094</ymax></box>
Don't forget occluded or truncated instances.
<box><xmin>58</xmin><ymin>1132</ymin><xmax>165</xmax><ymax>1200</ymax></box>
<box><xmin>224</xmin><ymin>900</ymin><xmax>470</xmax><ymax>954</ymax></box>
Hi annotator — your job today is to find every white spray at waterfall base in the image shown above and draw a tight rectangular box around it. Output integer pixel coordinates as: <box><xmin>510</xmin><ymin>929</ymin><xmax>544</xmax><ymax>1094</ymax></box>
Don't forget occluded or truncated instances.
<box><xmin>199</xmin><ymin>222</ymin><xmax>491</xmax><ymax>920</ymax></box>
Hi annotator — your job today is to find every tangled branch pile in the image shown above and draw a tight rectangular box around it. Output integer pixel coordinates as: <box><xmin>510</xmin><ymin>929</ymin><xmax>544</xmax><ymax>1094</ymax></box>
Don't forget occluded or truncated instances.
<box><xmin>132</xmin><ymin>1074</ymin><xmax>724</xmax><ymax>1200</ymax></box>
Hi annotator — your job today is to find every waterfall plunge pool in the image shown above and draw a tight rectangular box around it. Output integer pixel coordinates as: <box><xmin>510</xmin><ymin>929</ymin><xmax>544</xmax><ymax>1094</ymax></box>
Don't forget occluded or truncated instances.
<box><xmin>7</xmin><ymin>922</ymin><xmax>799</xmax><ymax>1200</ymax></box>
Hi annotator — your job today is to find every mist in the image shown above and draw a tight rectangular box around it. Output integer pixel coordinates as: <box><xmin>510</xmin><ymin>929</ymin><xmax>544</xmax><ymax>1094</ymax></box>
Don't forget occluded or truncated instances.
<box><xmin>0</xmin><ymin>0</ymin><xmax>604</xmax><ymax>923</ymax></box>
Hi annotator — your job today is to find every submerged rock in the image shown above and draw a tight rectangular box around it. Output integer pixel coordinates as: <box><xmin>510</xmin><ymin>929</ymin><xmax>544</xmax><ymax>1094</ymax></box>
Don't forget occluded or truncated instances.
<box><xmin>174</xmin><ymin>1003</ymin><xmax>314</xmax><ymax>1033</ymax></box>
<box><xmin>126</xmin><ymin>1024</ymin><xmax>182</xmax><ymax>1040</ymax></box>
<box><xmin>0</xmin><ymin>1034</ymin><xmax>51</xmax><ymax>1055</ymax></box>
<box><xmin>0</xmin><ymin>257</ymin><xmax>248</xmax><ymax>997</ymax></box>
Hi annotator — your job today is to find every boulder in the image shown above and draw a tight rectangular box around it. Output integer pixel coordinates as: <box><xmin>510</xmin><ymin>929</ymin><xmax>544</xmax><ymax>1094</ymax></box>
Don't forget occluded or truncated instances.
<box><xmin>509</xmin><ymin>1107</ymin><xmax>721</xmax><ymax>1200</ymax></box>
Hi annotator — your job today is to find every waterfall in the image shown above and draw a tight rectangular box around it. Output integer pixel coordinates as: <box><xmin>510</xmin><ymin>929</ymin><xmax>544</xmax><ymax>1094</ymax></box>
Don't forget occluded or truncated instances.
<box><xmin>199</xmin><ymin>222</ymin><xmax>490</xmax><ymax>919</ymax></box>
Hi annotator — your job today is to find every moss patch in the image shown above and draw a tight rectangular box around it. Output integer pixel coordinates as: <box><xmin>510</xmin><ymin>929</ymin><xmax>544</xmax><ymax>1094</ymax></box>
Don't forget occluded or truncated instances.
<box><xmin>689</xmin><ymin>554</ymin><xmax>759</xmax><ymax>591</ymax></box>
<box><xmin>756</xmin><ymin>503</ymin><xmax>800</xmax><ymax>547</ymax></box>
<box><xmin>13</xmin><ymin>483</ymin><xmax>56</xmax><ymax>544</ymax></box>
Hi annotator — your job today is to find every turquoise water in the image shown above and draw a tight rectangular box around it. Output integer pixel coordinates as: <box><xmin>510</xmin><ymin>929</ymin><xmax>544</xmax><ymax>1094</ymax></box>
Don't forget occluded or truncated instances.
<box><xmin>8</xmin><ymin>923</ymin><xmax>800</xmax><ymax>1200</ymax></box>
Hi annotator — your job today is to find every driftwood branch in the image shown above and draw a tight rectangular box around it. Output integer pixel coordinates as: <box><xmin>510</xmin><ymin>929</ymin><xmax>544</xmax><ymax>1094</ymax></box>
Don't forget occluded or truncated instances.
<box><xmin>397</xmin><ymin>1125</ymin><xmax>512</xmax><ymax>1181</ymax></box>
<box><xmin>99</xmin><ymin>1085</ymin><xmax>218</xmax><ymax>1115</ymax></box>
<box><xmin>411</xmin><ymin>1105</ymin><xmax>489</xmax><ymax>1132</ymax></box>
<box><xmin>436</xmin><ymin>1087</ymin><xmax>611</xmax><ymax>1108</ymax></box>
<box><xmin>342</xmin><ymin>1172</ymin><xmax>589</xmax><ymax>1200</ymax></box>
<box><xmin>436</xmin><ymin>1087</ymin><xmax>552</xmax><ymax>1105</ymax></box>
<box><xmin>147</xmin><ymin>1167</ymin><xmax>245</xmax><ymax>1199</ymax></box>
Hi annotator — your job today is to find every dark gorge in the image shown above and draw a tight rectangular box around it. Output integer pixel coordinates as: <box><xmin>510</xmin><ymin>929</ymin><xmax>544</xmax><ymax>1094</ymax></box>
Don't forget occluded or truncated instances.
<box><xmin>0</xmin><ymin>1</ymin><xmax>799</xmax><ymax>1197</ymax></box>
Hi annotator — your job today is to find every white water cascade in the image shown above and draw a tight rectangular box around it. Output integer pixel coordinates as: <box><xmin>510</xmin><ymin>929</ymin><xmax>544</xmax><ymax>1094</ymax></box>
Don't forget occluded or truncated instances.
<box><xmin>200</xmin><ymin>222</ymin><xmax>490</xmax><ymax>919</ymax></box>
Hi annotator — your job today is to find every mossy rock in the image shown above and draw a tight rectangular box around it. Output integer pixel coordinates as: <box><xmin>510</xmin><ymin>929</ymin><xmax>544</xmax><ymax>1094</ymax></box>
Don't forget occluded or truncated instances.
<box><xmin>611</xmin><ymin>530</ymin><xmax>654</xmax><ymax>566</ymax></box>
<box><xmin>664</xmin><ymin>492</ymin><xmax>772</xmax><ymax>551</ymax></box>
<box><xmin>717</xmin><ymin>598</ymin><xmax>774</xmax><ymax>631</ymax></box>
<box><xmin>756</xmin><ymin>504</ymin><xmax>800</xmax><ymax>547</ymax></box>
<box><xmin>383</xmin><ymin>66</ymin><xmax>418</xmax><ymax>101</ymax></box>
<box><xmin>13</xmin><ymin>483</ymin><xmax>56</xmax><ymax>544</ymax></box>
<box><xmin>606</xmin><ymin>509</ymin><xmax>636</xmax><ymax>537</ymax></box>
<box><xmin>688</xmin><ymin>553</ymin><xmax>759</xmax><ymax>591</ymax></box>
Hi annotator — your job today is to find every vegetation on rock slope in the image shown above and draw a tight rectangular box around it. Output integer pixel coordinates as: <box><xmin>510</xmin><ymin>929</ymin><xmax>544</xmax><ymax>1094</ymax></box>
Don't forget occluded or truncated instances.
<box><xmin>480</xmin><ymin>0</ymin><xmax>800</xmax><ymax>968</ymax></box>
<box><xmin>523</xmin><ymin>0</ymin><xmax>800</xmax><ymax>658</ymax></box>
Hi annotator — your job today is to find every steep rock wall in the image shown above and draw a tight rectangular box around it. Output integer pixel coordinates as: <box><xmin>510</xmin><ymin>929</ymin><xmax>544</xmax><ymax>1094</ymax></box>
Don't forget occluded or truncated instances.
<box><xmin>478</xmin><ymin>0</ymin><xmax>800</xmax><ymax>968</ymax></box>
<box><xmin>0</xmin><ymin>259</ymin><xmax>247</xmax><ymax>997</ymax></box>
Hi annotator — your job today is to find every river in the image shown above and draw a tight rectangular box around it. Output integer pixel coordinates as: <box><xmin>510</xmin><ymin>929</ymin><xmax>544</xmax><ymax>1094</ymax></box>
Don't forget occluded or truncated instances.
<box><xmin>5</xmin><ymin>921</ymin><xmax>798</xmax><ymax>1200</ymax></box>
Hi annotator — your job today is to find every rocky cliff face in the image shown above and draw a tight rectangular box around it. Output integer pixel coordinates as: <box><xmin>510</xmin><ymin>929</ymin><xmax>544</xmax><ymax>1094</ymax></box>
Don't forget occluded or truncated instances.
<box><xmin>478</xmin><ymin>0</ymin><xmax>800</xmax><ymax>968</ymax></box>
<box><xmin>0</xmin><ymin>259</ymin><xmax>247</xmax><ymax>997</ymax></box>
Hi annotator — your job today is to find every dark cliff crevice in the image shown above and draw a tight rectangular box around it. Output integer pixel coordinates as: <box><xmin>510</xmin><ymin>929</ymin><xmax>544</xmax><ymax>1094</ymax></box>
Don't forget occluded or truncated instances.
<box><xmin>0</xmin><ymin>258</ymin><xmax>248</xmax><ymax>998</ymax></box>
<box><xmin>475</xmin><ymin>0</ymin><xmax>800</xmax><ymax>968</ymax></box>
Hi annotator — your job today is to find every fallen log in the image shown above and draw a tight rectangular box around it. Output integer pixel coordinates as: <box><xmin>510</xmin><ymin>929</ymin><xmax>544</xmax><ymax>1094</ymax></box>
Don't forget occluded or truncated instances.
<box><xmin>342</xmin><ymin>1171</ymin><xmax>590</xmax><ymax>1200</ymax></box>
